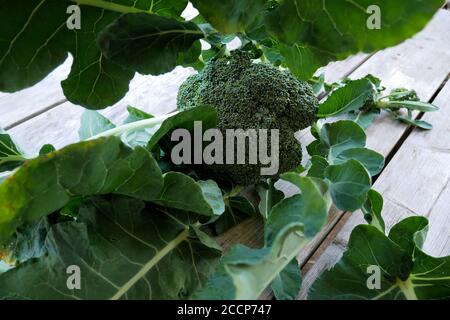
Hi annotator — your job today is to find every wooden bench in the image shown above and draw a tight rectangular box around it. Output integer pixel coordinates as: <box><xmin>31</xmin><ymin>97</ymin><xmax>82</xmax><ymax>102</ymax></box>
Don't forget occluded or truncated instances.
<box><xmin>1</xmin><ymin>7</ymin><xmax>449</xmax><ymax>301</ymax></box>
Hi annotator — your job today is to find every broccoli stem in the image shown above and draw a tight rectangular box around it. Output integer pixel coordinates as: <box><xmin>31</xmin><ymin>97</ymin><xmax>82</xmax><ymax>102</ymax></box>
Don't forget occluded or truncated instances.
<box><xmin>87</xmin><ymin>111</ymin><xmax>179</xmax><ymax>141</ymax></box>
<box><xmin>374</xmin><ymin>100</ymin><xmax>393</xmax><ymax>109</ymax></box>
<box><xmin>0</xmin><ymin>111</ymin><xmax>180</xmax><ymax>182</ymax></box>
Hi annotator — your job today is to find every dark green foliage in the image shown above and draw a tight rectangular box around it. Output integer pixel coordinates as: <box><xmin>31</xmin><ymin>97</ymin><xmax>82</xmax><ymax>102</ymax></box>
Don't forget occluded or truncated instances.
<box><xmin>177</xmin><ymin>51</ymin><xmax>318</xmax><ymax>185</ymax></box>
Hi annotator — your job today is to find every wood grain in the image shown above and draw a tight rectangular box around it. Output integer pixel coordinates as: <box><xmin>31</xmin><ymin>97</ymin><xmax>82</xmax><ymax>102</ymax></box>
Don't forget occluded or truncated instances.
<box><xmin>0</xmin><ymin>58</ymin><xmax>71</xmax><ymax>129</ymax></box>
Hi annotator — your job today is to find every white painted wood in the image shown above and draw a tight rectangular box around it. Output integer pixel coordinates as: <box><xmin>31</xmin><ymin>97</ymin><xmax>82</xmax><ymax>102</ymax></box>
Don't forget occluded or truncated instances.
<box><xmin>299</xmin><ymin>75</ymin><xmax>450</xmax><ymax>300</ymax></box>
<box><xmin>0</xmin><ymin>58</ymin><xmax>71</xmax><ymax>129</ymax></box>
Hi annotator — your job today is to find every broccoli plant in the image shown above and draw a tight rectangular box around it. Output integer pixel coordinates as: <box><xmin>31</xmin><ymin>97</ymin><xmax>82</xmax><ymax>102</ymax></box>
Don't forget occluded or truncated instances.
<box><xmin>316</xmin><ymin>75</ymin><xmax>439</xmax><ymax>130</ymax></box>
<box><xmin>177</xmin><ymin>51</ymin><xmax>318</xmax><ymax>185</ymax></box>
<box><xmin>0</xmin><ymin>0</ymin><xmax>448</xmax><ymax>301</ymax></box>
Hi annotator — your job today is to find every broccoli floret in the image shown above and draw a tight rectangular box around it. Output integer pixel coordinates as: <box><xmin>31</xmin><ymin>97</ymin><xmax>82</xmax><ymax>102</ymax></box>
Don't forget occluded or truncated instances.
<box><xmin>177</xmin><ymin>51</ymin><xmax>318</xmax><ymax>185</ymax></box>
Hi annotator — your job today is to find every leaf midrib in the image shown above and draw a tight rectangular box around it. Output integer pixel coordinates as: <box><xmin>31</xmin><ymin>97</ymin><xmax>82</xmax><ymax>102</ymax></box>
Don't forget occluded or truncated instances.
<box><xmin>110</xmin><ymin>227</ymin><xmax>190</xmax><ymax>300</ymax></box>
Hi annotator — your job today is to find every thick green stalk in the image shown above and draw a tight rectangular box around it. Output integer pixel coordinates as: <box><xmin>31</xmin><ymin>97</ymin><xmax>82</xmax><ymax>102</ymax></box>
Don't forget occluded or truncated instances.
<box><xmin>88</xmin><ymin>111</ymin><xmax>179</xmax><ymax>141</ymax></box>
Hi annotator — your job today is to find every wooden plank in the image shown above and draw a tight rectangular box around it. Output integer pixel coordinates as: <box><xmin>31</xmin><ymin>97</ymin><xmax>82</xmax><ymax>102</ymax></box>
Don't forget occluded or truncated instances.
<box><xmin>298</xmin><ymin>77</ymin><xmax>450</xmax><ymax>300</ymax></box>
<box><xmin>0</xmin><ymin>58</ymin><xmax>71</xmax><ymax>129</ymax></box>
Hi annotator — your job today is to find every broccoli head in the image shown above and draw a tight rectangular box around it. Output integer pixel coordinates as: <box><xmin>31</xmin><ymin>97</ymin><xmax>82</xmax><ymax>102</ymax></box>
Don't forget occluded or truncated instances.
<box><xmin>177</xmin><ymin>51</ymin><xmax>318</xmax><ymax>185</ymax></box>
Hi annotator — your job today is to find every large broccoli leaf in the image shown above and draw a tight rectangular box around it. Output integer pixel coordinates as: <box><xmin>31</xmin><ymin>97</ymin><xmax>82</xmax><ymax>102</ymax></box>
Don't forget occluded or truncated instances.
<box><xmin>0</xmin><ymin>137</ymin><xmax>162</xmax><ymax>244</ymax></box>
<box><xmin>190</xmin><ymin>0</ymin><xmax>267</xmax><ymax>34</ymax></box>
<box><xmin>0</xmin><ymin>136</ymin><xmax>224</xmax><ymax>244</ymax></box>
<box><xmin>309</xmin><ymin>216</ymin><xmax>450</xmax><ymax>300</ymax></box>
<box><xmin>267</xmin><ymin>0</ymin><xmax>444</xmax><ymax>80</ymax></box>
<box><xmin>0</xmin><ymin>0</ymin><xmax>194</xmax><ymax>109</ymax></box>
<box><xmin>0</xmin><ymin>196</ymin><xmax>222</xmax><ymax>300</ymax></box>
<box><xmin>97</xmin><ymin>13</ymin><xmax>203</xmax><ymax>75</ymax></box>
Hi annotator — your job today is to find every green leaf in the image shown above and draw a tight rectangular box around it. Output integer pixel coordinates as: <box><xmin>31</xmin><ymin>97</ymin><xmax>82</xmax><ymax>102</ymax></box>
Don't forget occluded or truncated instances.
<box><xmin>121</xmin><ymin>108</ymin><xmax>160</xmax><ymax>148</ymax></box>
<box><xmin>395</xmin><ymin>115</ymin><xmax>433</xmax><ymax>130</ymax></box>
<box><xmin>147</xmin><ymin>105</ymin><xmax>217</xmax><ymax>150</ymax></box>
<box><xmin>0</xmin><ymin>129</ymin><xmax>24</xmax><ymax>172</ymax></box>
<box><xmin>0</xmin><ymin>0</ymin><xmax>70</xmax><ymax>93</ymax></box>
<box><xmin>1</xmin><ymin>218</ymin><xmax>50</xmax><ymax>265</ymax></box>
<box><xmin>271</xmin><ymin>258</ymin><xmax>302</xmax><ymax>300</ymax></box>
<box><xmin>260</xmin><ymin>44</ymin><xmax>284</xmax><ymax>67</ymax></box>
<box><xmin>317</xmin><ymin>79</ymin><xmax>375</xmax><ymax>118</ymax></box>
<box><xmin>151</xmin><ymin>172</ymin><xmax>225</xmax><ymax>216</ymax></box>
<box><xmin>214</xmin><ymin>195</ymin><xmax>255</xmax><ymax>235</ymax></box>
<box><xmin>196</xmin><ymin>176</ymin><xmax>330</xmax><ymax>299</ymax></box>
<box><xmin>61</xmin><ymin>5</ymin><xmax>135</xmax><ymax>109</ymax></box>
<box><xmin>256</xmin><ymin>179</ymin><xmax>285</xmax><ymax>220</ymax></box>
<box><xmin>177</xmin><ymin>40</ymin><xmax>202</xmax><ymax>68</ymax></box>
<box><xmin>306</xmin><ymin>140</ymin><xmax>327</xmax><ymax>157</ymax></box>
<box><xmin>319</xmin><ymin>120</ymin><xmax>367</xmax><ymax>158</ymax></box>
<box><xmin>388</xmin><ymin>216</ymin><xmax>429</xmax><ymax>256</ymax></box>
<box><xmin>309</xmin><ymin>224</ymin><xmax>411</xmax><ymax>300</ymax></box>
<box><xmin>0</xmin><ymin>137</ymin><xmax>163</xmax><ymax>244</ymax></box>
<box><xmin>334</xmin><ymin>147</ymin><xmax>385</xmax><ymax>176</ymax></box>
<box><xmin>124</xmin><ymin>106</ymin><xmax>154</xmax><ymax>124</ymax></box>
<box><xmin>310</xmin><ymin>74</ymin><xmax>326</xmax><ymax>95</ymax></box>
<box><xmin>266</xmin><ymin>0</ymin><xmax>303</xmax><ymax>46</ymax></box>
<box><xmin>38</xmin><ymin>144</ymin><xmax>56</xmax><ymax>156</ymax></box>
<box><xmin>349</xmin><ymin>110</ymin><xmax>380</xmax><ymax>129</ymax></box>
<box><xmin>279</xmin><ymin>43</ymin><xmax>332</xmax><ymax>81</ymax></box>
<box><xmin>98</xmin><ymin>13</ymin><xmax>204</xmax><ymax>75</ymax></box>
<box><xmin>0</xmin><ymin>196</ymin><xmax>221</xmax><ymax>300</ymax></box>
<box><xmin>309</xmin><ymin>217</ymin><xmax>450</xmax><ymax>300</ymax></box>
<box><xmin>362</xmin><ymin>189</ymin><xmax>385</xmax><ymax>233</ymax></box>
<box><xmin>324</xmin><ymin>160</ymin><xmax>371</xmax><ymax>212</ymax></box>
<box><xmin>270</xmin><ymin>0</ymin><xmax>443</xmax><ymax>79</ymax></box>
<box><xmin>190</xmin><ymin>0</ymin><xmax>266</xmax><ymax>34</ymax></box>
<box><xmin>386</xmin><ymin>101</ymin><xmax>439</xmax><ymax>112</ymax></box>
<box><xmin>307</xmin><ymin>156</ymin><xmax>329</xmax><ymax>179</ymax></box>
<box><xmin>0</xmin><ymin>1</ymin><xmax>188</xmax><ymax>109</ymax></box>
<box><xmin>79</xmin><ymin>110</ymin><xmax>116</xmax><ymax>140</ymax></box>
